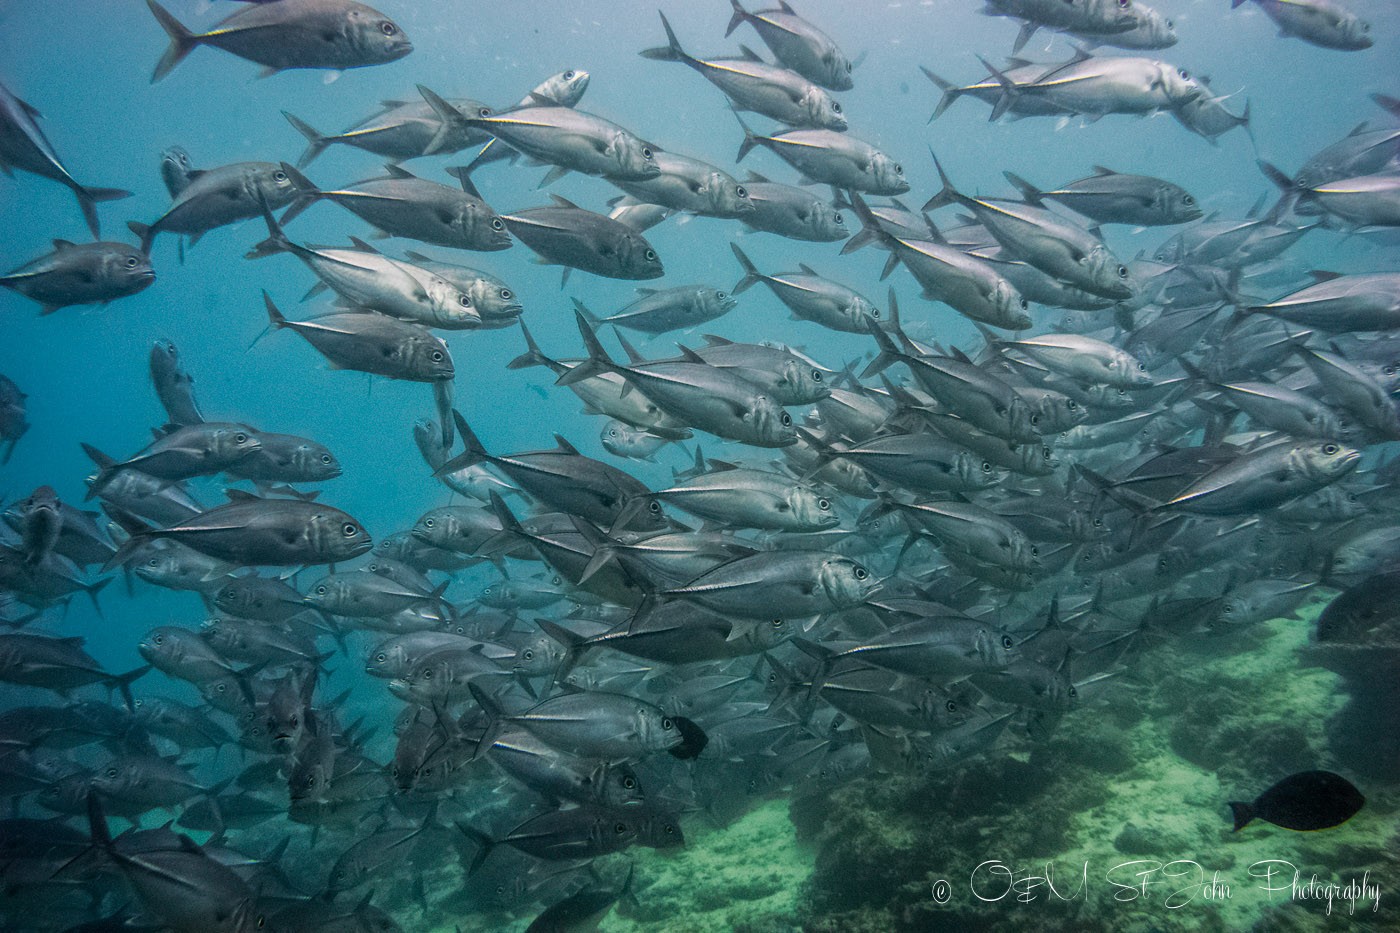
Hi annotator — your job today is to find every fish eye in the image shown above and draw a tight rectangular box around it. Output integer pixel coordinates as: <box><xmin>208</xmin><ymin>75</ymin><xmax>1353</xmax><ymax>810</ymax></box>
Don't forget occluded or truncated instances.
<box><xmin>478</xmin><ymin>107</ymin><xmax>492</xmax><ymax>118</ymax></box>
<box><xmin>1067</xmin><ymin>400</ymin><xmax>1078</xmax><ymax>410</ymax></box>
<box><xmin>1019</xmin><ymin>298</ymin><xmax>1028</xmax><ymax>310</ymax></box>
<box><xmin>316</xmin><ymin>585</ymin><xmax>327</xmax><ymax>595</ymax></box>
<box><xmin>846</xmin><ymin>62</ymin><xmax>853</xmax><ymax>72</ymax></box>
<box><xmin>148</xmin><ymin>557</ymin><xmax>159</xmax><ymax>566</ymax></box>
<box><xmin>343</xmin><ymin>523</ymin><xmax>358</xmax><ymax>536</ymax></box>
<box><xmin>780</xmin><ymin>412</ymin><xmax>792</xmax><ymax>426</ymax></box>
<box><xmin>424</xmin><ymin>518</ymin><xmax>434</xmax><ymax>527</ymax></box>
<box><xmin>894</xmin><ymin>164</ymin><xmax>903</xmax><ymax>175</ymax></box>
<box><xmin>623</xmin><ymin>775</ymin><xmax>636</xmax><ymax>787</ymax></box>
<box><xmin>321</xmin><ymin>454</ymin><xmax>331</xmax><ymax>463</ymax></box>
<box><xmin>645</xmin><ymin>250</ymin><xmax>657</xmax><ymax>261</ymax></box>
<box><xmin>1138</xmin><ymin>362</ymin><xmax>1146</xmax><ymax>370</ymax></box>
<box><xmin>1385</xmin><ymin>366</ymin><xmax>1396</xmax><ymax>376</ymax></box>
<box><xmin>491</xmin><ymin>218</ymin><xmax>504</xmax><ymax>230</ymax></box>
<box><xmin>609</xmin><ymin>428</ymin><xmax>617</xmax><ymax>437</ymax></box>
<box><xmin>380</xmin><ymin>21</ymin><xmax>397</xmax><ymax>35</ymax></box>
<box><xmin>648</xmin><ymin>500</ymin><xmax>661</xmax><ymax>513</ymax></box>
<box><xmin>615</xmin><ymin>823</ymin><xmax>628</xmax><ymax>834</ymax></box>
<box><xmin>1030</xmin><ymin>414</ymin><xmax>1040</xmax><ymax>426</ymax></box>
<box><xmin>717</xmin><ymin>291</ymin><xmax>728</xmax><ymax>300</ymax></box>
<box><xmin>125</xmin><ymin>256</ymin><xmax>140</xmax><ymax>268</ymax></box>
<box><xmin>235</xmin><ymin>432</ymin><xmax>248</xmax><ymax>442</ymax></box>
<box><xmin>105</xmin><ymin>767</ymin><xmax>118</xmax><ymax>778</ymax></box>
<box><xmin>871</xmin><ymin>309</ymin><xmax>881</xmax><ymax>318</ymax></box>
<box><xmin>818</xmin><ymin>497</ymin><xmax>830</xmax><ymax>511</ymax></box>
<box><xmin>661</xmin><ymin>717</ymin><xmax>673</xmax><ymax>730</ymax></box>
<box><xmin>376</xmin><ymin>653</ymin><xmax>386</xmax><ymax>662</ymax></box>
<box><xmin>1092</xmin><ymin>517</ymin><xmax>1103</xmax><ymax>527</ymax></box>
<box><xmin>154</xmin><ymin>635</ymin><xmax>164</xmax><ymax>645</ymax></box>
<box><xmin>564</xmin><ymin>70</ymin><xmax>576</xmax><ymax>79</ymax></box>
<box><xmin>500</xmin><ymin>288</ymin><xmax>513</xmax><ymax>300</ymax></box>
<box><xmin>459</xmin><ymin>294</ymin><xmax>472</xmax><ymax>307</ymax></box>
<box><xmin>1323</xmin><ymin>444</ymin><xmax>1339</xmax><ymax>455</ymax></box>
<box><xmin>853</xmin><ymin>565</ymin><xmax>868</xmax><ymax>580</ymax></box>
<box><xmin>1001</xmin><ymin>634</ymin><xmax>1014</xmax><ymax>648</ymax></box>
<box><xmin>431</xmin><ymin>350</ymin><xmax>444</xmax><ymax>361</ymax></box>
<box><xmin>982</xmin><ymin>461</ymin><xmax>993</xmax><ymax>473</ymax></box>
<box><xmin>1030</xmin><ymin>545</ymin><xmax>1039</xmax><ymax>558</ymax></box>
<box><xmin>1068</xmin><ymin>686</ymin><xmax>1078</xmax><ymax>699</ymax></box>
<box><xmin>1223</xmin><ymin>604</ymin><xmax>1233</xmax><ymax>613</ymax></box>
<box><xmin>1179</xmin><ymin>69</ymin><xmax>1190</xmax><ymax>80</ymax></box>
<box><xmin>642</xmin><ymin>147</ymin><xmax>654</xmax><ymax>159</ymax></box>
<box><xmin>812</xmin><ymin>369</ymin><xmax>822</xmax><ymax>382</ymax></box>
<box><xmin>274</xmin><ymin>171</ymin><xmax>287</xmax><ymax>182</ymax></box>
<box><xmin>665</xmin><ymin>824</ymin><xmax>676</xmax><ymax>834</ymax></box>
<box><xmin>832</xmin><ymin>102</ymin><xmax>842</xmax><ymax>114</ymax></box>
<box><xmin>735</xmin><ymin>186</ymin><xmax>748</xmax><ymax>199</ymax></box>
<box><xmin>1166</xmin><ymin>19</ymin><xmax>1174</xmax><ymax>27</ymax></box>
<box><xmin>1182</xmin><ymin>195</ymin><xmax>1195</xmax><ymax>205</ymax></box>
<box><xmin>772</xmin><ymin>618</ymin><xmax>784</xmax><ymax>627</ymax></box>
<box><xmin>523</xmin><ymin>649</ymin><xmax>534</xmax><ymax>660</ymax></box>
<box><xmin>1117</xmin><ymin>266</ymin><xmax>1129</xmax><ymax>278</ymax></box>
<box><xmin>834</xmin><ymin>215</ymin><xmax>844</xmax><ymax>224</ymax></box>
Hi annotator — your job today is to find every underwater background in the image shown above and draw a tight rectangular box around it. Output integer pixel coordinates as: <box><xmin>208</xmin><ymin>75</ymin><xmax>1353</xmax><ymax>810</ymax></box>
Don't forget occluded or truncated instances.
<box><xmin>1</xmin><ymin>0</ymin><xmax>1398</xmax><ymax>930</ymax></box>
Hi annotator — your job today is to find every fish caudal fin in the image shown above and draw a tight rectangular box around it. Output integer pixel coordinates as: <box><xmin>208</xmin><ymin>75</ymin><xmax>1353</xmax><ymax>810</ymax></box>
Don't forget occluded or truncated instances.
<box><xmin>147</xmin><ymin>0</ymin><xmax>199</xmax><ymax>83</ymax></box>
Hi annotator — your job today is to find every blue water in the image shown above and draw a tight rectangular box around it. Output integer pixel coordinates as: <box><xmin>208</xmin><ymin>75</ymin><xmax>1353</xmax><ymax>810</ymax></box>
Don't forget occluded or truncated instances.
<box><xmin>1</xmin><ymin>0</ymin><xmax>1397</xmax><ymax>929</ymax></box>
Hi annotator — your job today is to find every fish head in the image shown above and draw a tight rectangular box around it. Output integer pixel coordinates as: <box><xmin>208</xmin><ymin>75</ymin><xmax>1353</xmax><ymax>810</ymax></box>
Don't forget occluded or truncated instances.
<box><xmin>303</xmin><ymin>575</ymin><xmax>342</xmax><ymax>611</ymax></box>
<box><xmin>291</xmin><ymin>441</ymin><xmax>342</xmax><ymax>481</ymax></box>
<box><xmin>1297</xmin><ymin>440</ymin><xmax>1362</xmax><ymax>484</ymax></box>
<box><xmin>425</xmin><ymin>276</ymin><xmax>482</xmax><ymax>328</ymax></box>
<box><xmin>622</xmin><ymin>235</ymin><xmax>665</xmax><ymax>279</ymax></box>
<box><xmin>752</xmin><ymin>396</ymin><xmax>799</xmax><ymax>446</ymax></box>
<box><xmin>992</xmin><ymin>278</ymin><xmax>1032</xmax><ymax>330</ymax></box>
<box><xmin>345</xmin><ymin>7</ymin><xmax>413</xmax><ymax>63</ymax></box>
<box><xmin>461</xmin><ymin>202</ymin><xmax>513</xmax><ymax>251</ymax></box>
<box><xmin>137</xmin><ymin>627</ymin><xmax>182</xmax><ymax>667</ymax></box>
<box><xmin>468</xmin><ymin>277</ymin><xmax>522</xmax><ymax>320</ymax></box>
<box><xmin>1158</xmin><ymin>64</ymin><xmax>1204</xmax><ymax>106</ymax></box>
<box><xmin>513</xmin><ymin>633</ymin><xmax>565</xmax><ymax>677</ymax></box>
<box><xmin>823</xmin><ymin>49</ymin><xmax>855</xmax><ymax>92</ymax></box>
<box><xmin>708</xmin><ymin>173</ymin><xmax>754</xmax><ymax>215</ymax></box>
<box><xmin>310</xmin><ymin>510</ymin><xmax>372</xmax><ymax>561</ymax></box>
<box><xmin>775</xmin><ymin>358</ymin><xmax>831</xmax><ymax>404</ymax></box>
<box><xmin>788</xmin><ymin>487</ymin><xmax>841</xmax><ymax>530</ymax></box>
<box><xmin>365</xmin><ymin>641</ymin><xmax>409</xmax><ymax>679</ymax></box>
<box><xmin>103</xmin><ymin>246</ymin><xmax>156</xmax><ymax>289</ymax></box>
<box><xmin>159</xmin><ymin>145</ymin><xmax>194</xmax><ymax>197</ymax></box>
<box><xmin>808</xmin><ymin>89</ymin><xmax>848</xmax><ymax>131</ymax></box>
<box><xmin>958</xmin><ymin>451</ymin><xmax>1001</xmax><ymax>490</ymax></box>
<box><xmin>820</xmin><ymin>555</ymin><xmax>877</xmax><ymax>608</ymax></box>
<box><xmin>706</xmin><ymin>286</ymin><xmax>740</xmax><ymax>315</ymax></box>
<box><xmin>538</xmin><ymin>68</ymin><xmax>591</xmax><ymax>107</ymax></box>
<box><xmin>1005</xmin><ymin>395</ymin><xmax>1042</xmax><ymax>445</ymax></box>
<box><xmin>1115</xmin><ymin>352</ymin><xmax>1154</xmax><ymax>388</ymax></box>
<box><xmin>1339</xmin><ymin>14</ymin><xmax>1374</xmax><ymax>49</ymax></box>
<box><xmin>871</xmin><ymin>152</ymin><xmax>910</xmax><ymax>195</ymax></box>
<box><xmin>1086</xmin><ymin>246</ymin><xmax>1135</xmax><ymax>300</ymax></box>
<box><xmin>211</xmin><ymin>425</ymin><xmax>262</xmax><ymax>462</ymax></box>
<box><xmin>809</xmin><ymin>199</ymin><xmax>849</xmax><ymax>240</ymax></box>
<box><xmin>598</xmin><ymin>762</ymin><xmax>647</xmax><ymax>807</ymax></box>
<box><xmin>613</xmin><ymin>133</ymin><xmax>662</xmax><ymax>180</ymax></box>
<box><xmin>409</xmin><ymin>334</ymin><xmax>455</xmax><ymax>381</ymax></box>
<box><xmin>640</xmin><ymin>812</ymin><xmax>686</xmax><ymax>849</ymax></box>
<box><xmin>1162</xmin><ymin>184</ymin><xmax>1203</xmax><ymax>223</ymax></box>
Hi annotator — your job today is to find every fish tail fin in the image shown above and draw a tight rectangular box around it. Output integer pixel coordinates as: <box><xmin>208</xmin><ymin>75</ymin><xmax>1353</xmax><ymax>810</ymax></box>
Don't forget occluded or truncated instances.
<box><xmin>81</xmin><ymin>443</ymin><xmax>121</xmax><ymax>501</ymax></box>
<box><xmin>919</xmin><ymin>66</ymin><xmax>960</xmax><ymax>123</ymax></box>
<box><xmin>840</xmin><ymin>191</ymin><xmax>889</xmax><ymax>255</ymax></box>
<box><xmin>455</xmin><ymin>821</ymin><xmax>495</xmax><ymax>875</ymax></box>
<box><xmin>556</xmin><ymin>309</ymin><xmax>618</xmax><ymax>387</ymax></box>
<box><xmin>1012</xmin><ymin>21</ymin><xmax>1038</xmax><ymax>54</ymax></box>
<box><xmin>733</xmin><ymin>110</ymin><xmax>759</xmax><ymax>163</ymax></box>
<box><xmin>1256</xmin><ymin>159</ymin><xmax>1294</xmax><ymax>192</ymax></box>
<box><xmin>465</xmin><ymin>682</ymin><xmax>506</xmax><ymax>763</ymax></box>
<box><xmin>726</xmin><ymin>0</ymin><xmax>749</xmax><ymax>37</ymax></box>
<box><xmin>108</xmin><ymin>664</ymin><xmax>151</xmax><ymax>710</ymax></box>
<box><xmin>147</xmin><ymin>0</ymin><xmax>199</xmax><ymax>83</ymax></box>
<box><xmin>1230</xmin><ymin>0</ymin><xmax>1247</xmax><ymax>8</ymax></box>
<box><xmin>536</xmin><ymin>618</ymin><xmax>587</xmax><ymax>687</ymax></box>
<box><xmin>433</xmin><ymin>410</ymin><xmax>489</xmax><ymax>476</ymax></box>
<box><xmin>790</xmin><ymin>637</ymin><xmax>835</xmax><ymax>702</ymax></box>
<box><xmin>246</xmin><ymin>196</ymin><xmax>292</xmax><ymax>260</ymax></box>
<box><xmin>861</xmin><ymin>317</ymin><xmax>903</xmax><ymax>378</ymax></box>
<box><xmin>253</xmin><ymin>291</ymin><xmax>289</xmax><ymax>350</ymax></box>
<box><xmin>72</xmin><ymin>186</ymin><xmax>130</xmax><ymax>239</ymax></box>
<box><xmin>729</xmin><ymin>242</ymin><xmax>762</xmax><ymax>293</ymax></box>
<box><xmin>976</xmin><ymin>55</ymin><xmax>1020</xmax><ymax>122</ymax></box>
<box><xmin>922</xmin><ymin>148</ymin><xmax>959</xmax><ymax>212</ymax></box>
<box><xmin>1229</xmin><ymin>801</ymin><xmax>1253</xmax><ymax>831</ymax></box>
<box><xmin>282</xmin><ymin>112</ymin><xmax>331</xmax><ymax>168</ymax></box>
<box><xmin>507</xmin><ymin>320</ymin><xmax>557</xmax><ymax>371</ymax></box>
<box><xmin>127</xmin><ymin>221</ymin><xmax>156</xmax><ymax>256</ymax></box>
<box><xmin>1002</xmin><ymin>171</ymin><xmax>1043</xmax><ymax>205</ymax></box>
<box><xmin>276</xmin><ymin>162</ymin><xmax>321</xmax><ymax>227</ymax></box>
<box><xmin>641</xmin><ymin>11</ymin><xmax>690</xmax><ymax>64</ymax></box>
<box><xmin>86</xmin><ymin>791</ymin><xmax>114</xmax><ymax>850</ymax></box>
<box><xmin>570</xmin><ymin>296</ymin><xmax>603</xmax><ymax>327</ymax></box>
<box><xmin>83</xmin><ymin>576</ymin><xmax>113</xmax><ymax>618</ymax></box>
<box><xmin>416</xmin><ymin>85</ymin><xmax>472</xmax><ymax>156</ymax></box>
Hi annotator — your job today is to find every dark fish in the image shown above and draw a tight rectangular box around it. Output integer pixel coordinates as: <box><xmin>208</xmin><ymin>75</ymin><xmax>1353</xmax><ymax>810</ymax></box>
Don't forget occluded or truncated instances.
<box><xmin>0</xmin><ymin>81</ymin><xmax>130</xmax><ymax>237</ymax></box>
<box><xmin>1</xmin><ymin>239</ymin><xmax>153</xmax><ymax>315</ymax></box>
<box><xmin>0</xmin><ymin>375</ymin><xmax>27</xmax><ymax>464</ymax></box>
<box><xmin>261</xmin><ymin>293</ymin><xmax>455</xmax><ymax>383</ymax></box>
<box><xmin>501</xmin><ymin>195</ymin><xmax>664</xmax><ymax>285</ymax></box>
<box><xmin>146</xmin><ymin>0</ymin><xmax>412</xmax><ymax>82</ymax></box>
<box><xmin>149</xmin><ymin>339</ymin><xmax>203</xmax><ymax>427</ymax></box>
<box><xmin>1230</xmin><ymin>770</ymin><xmax>1364</xmax><ymax>831</ymax></box>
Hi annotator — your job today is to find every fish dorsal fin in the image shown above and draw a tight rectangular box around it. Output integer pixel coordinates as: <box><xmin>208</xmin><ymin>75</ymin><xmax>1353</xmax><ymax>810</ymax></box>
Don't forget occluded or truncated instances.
<box><xmin>445</xmin><ymin>166</ymin><xmax>486</xmax><ymax>200</ymax></box>
<box><xmin>778</xmin><ymin>0</ymin><xmax>795</xmax><ymax>11</ymax></box>
<box><xmin>615</xmin><ymin>330</ymin><xmax>645</xmax><ymax>364</ymax></box>
<box><xmin>348</xmin><ymin>236</ymin><xmax>381</xmax><ymax>254</ymax></box>
<box><xmin>552</xmin><ymin>434</ymin><xmax>580</xmax><ymax>455</ymax></box>
<box><xmin>797</xmin><ymin>262</ymin><xmax>818</xmax><ymax>276</ymax></box>
<box><xmin>1091</xmin><ymin>165</ymin><xmax>1117</xmax><ymax>176</ymax></box>
<box><xmin>51</xmin><ymin>239</ymin><xmax>77</xmax><ymax>251</ymax></box>
<box><xmin>226</xmin><ymin>489</ymin><xmax>262</xmax><ymax>503</ymax></box>
<box><xmin>1347</xmin><ymin>121</ymin><xmax>1370</xmax><ymax>137</ymax></box>
<box><xmin>549</xmin><ymin>194</ymin><xmax>582</xmax><ymax>210</ymax></box>
<box><xmin>634</xmin><ymin>287</ymin><xmax>658</xmax><ymax>296</ymax></box>
<box><xmin>744</xmin><ymin>171</ymin><xmax>772</xmax><ymax>184</ymax></box>
<box><xmin>738</xmin><ymin>44</ymin><xmax>765</xmax><ymax>62</ymax></box>
<box><xmin>1004</xmin><ymin>57</ymin><xmax>1032</xmax><ymax>69</ymax></box>
<box><xmin>1308</xmin><ymin>269</ymin><xmax>1343</xmax><ymax>283</ymax></box>
<box><xmin>702</xmin><ymin>334</ymin><xmax>734</xmax><ymax>346</ymax></box>
<box><xmin>677</xmin><ymin>345</ymin><xmax>707</xmax><ymax>364</ymax></box>
<box><xmin>949</xmin><ymin>346</ymin><xmax>975</xmax><ymax>364</ymax></box>
<box><xmin>383</xmin><ymin>163</ymin><xmax>416</xmax><ymax>180</ymax></box>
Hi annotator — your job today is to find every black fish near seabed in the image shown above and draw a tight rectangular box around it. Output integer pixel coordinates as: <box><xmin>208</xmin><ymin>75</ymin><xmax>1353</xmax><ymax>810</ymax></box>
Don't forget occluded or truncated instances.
<box><xmin>1230</xmin><ymin>770</ymin><xmax>1365</xmax><ymax>831</ymax></box>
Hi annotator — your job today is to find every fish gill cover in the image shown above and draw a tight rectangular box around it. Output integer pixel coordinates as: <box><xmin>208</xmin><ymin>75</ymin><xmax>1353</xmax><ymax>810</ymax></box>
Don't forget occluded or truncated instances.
<box><xmin>0</xmin><ymin>0</ymin><xmax>1398</xmax><ymax>931</ymax></box>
